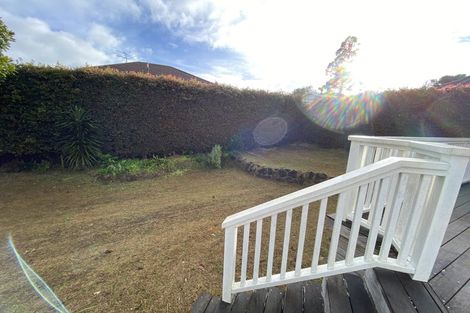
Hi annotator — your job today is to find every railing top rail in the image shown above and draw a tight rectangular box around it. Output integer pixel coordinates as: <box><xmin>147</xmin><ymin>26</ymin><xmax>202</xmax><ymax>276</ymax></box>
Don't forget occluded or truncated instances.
<box><xmin>349</xmin><ymin>135</ymin><xmax>470</xmax><ymax>157</ymax></box>
<box><xmin>383</xmin><ymin>136</ymin><xmax>470</xmax><ymax>144</ymax></box>
<box><xmin>222</xmin><ymin>157</ymin><xmax>449</xmax><ymax>229</ymax></box>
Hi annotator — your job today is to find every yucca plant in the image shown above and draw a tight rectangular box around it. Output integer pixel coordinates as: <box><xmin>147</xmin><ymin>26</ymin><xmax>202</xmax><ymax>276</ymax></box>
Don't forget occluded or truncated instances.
<box><xmin>57</xmin><ymin>106</ymin><xmax>101</xmax><ymax>169</ymax></box>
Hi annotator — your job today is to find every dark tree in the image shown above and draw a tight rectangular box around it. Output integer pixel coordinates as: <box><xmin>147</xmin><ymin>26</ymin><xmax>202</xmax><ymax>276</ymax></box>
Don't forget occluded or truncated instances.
<box><xmin>0</xmin><ymin>18</ymin><xmax>15</xmax><ymax>80</ymax></box>
<box><xmin>321</xmin><ymin>36</ymin><xmax>359</xmax><ymax>95</ymax></box>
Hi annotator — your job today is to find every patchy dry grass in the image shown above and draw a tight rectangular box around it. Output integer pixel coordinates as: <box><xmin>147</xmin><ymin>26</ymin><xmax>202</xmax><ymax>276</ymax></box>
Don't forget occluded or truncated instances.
<box><xmin>241</xmin><ymin>143</ymin><xmax>348</xmax><ymax>176</ymax></box>
<box><xmin>0</xmin><ymin>168</ymin><xmax>302</xmax><ymax>312</ymax></box>
<box><xmin>0</xmin><ymin>148</ymin><xmax>347</xmax><ymax>312</ymax></box>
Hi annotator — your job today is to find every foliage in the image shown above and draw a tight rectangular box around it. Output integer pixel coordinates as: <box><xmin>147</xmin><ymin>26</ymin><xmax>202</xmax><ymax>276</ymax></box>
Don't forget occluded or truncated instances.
<box><xmin>372</xmin><ymin>87</ymin><xmax>470</xmax><ymax>137</ymax></box>
<box><xmin>320</xmin><ymin>36</ymin><xmax>359</xmax><ymax>95</ymax></box>
<box><xmin>223</xmin><ymin>134</ymin><xmax>246</xmax><ymax>152</ymax></box>
<box><xmin>0</xmin><ymin>64</ymin><xmax>340</xmax><ymax>161</ymax></box>
<box><xmin>429</xmin><ymin>74</ymin><xmax>467</xmax><ymax>88</ymax></box>
<box><xmin>57</xmin><ymin>106</ymin><xmax>101</xmax><ymax>169</ymax></box>
<box><xmin>291</xmin><ymin>86</ymin><xmax>319</xmax><ymax>102</ymax></box>
<box><xmin>96</xmin><ymin>155</ymin><xmax>177</xmax><ymax>180</ymax></box>
<box><xmin>0</xmin><ymin>18</ymin><xmax>15</xmax><ymax>80</ymax></box>
<box><xmin>207</xmin><ymin>145</ymin><xmax>222</xmax><ymax>169</ymax></box>
<box><xmin>0</xmin><ymin>159</ymin><xmax>51</xmax><ymax>173</ymax></box>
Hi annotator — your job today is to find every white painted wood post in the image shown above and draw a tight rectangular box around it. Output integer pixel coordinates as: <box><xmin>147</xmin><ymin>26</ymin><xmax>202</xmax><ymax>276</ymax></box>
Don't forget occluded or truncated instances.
<box><xmin>222</xmin><ymin>227</ymin><xmax>237</xmax><ymax>303</ymax></box>
<box><xmin>412</xmin><ymin>155</ymin><xmax>469</xmax><ymax>281</ymax></box>
<box><xmin>343</xmin><ymin>141</ymin><xmax>365</xmax><ymax>219</ymax></box>
<box><xmin>346</xmin><ymin>140</ymin><xmax>364</xmax><ymax>172</ymax></box>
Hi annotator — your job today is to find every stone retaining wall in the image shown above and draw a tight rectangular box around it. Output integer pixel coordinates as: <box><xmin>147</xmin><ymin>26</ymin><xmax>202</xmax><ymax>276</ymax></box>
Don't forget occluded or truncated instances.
<box><xmin>234</xmin><ymin>155</ymin><xmax>330</xmax><ymax>185</ymax></box>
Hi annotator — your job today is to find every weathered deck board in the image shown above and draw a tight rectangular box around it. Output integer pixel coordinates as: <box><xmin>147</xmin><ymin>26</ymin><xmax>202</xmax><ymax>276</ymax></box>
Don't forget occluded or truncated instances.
<box><xmin>430</xmin><ymin>248</ymin><xmax>470</xmax><ymax>303</ymax></box>
<box><xmin>344</xmin><ymin>273</ymin><xmax>377</xmax><ymax>313</ymax></box>
<box><xmin>432</xmin><ymin>228</ymin><xmax>470</xmax><ymax>276</ymax></box>
<box><xmin>284</xmin><ymin>282</ymin><xmax>303</xmax><ymax>313</ymax></box>
<box><xmin>326</xmin><ymin>275</ymin><xmax>353</xmax><ymax>313</ymax></box>
<box><xmin>190</xmin><ymin>293</ymin><xmax>211</xmax><ymax>313</ymax></box>
<box><xmin>442</xmin><ymin>218</ymin><xmax>469</xmax><ymax>244</ymax></box>
<box><xmin>263</xmin><ymin>287</ymin><xmax>284</xmax><ymax>313</ymax></box>
<box><xmin>230</xmin><ymin>292</ymin><xmax>251</xmax><ymax>313</ymax></box>
<box><xmin>446</xmin><ymin>280</ymin><xmax>470</xmax><ymax>313</ymax></box>
<box><xmin>374</xmin><ymin>268</ymin><xmax>417</xmax><ymax>313</ymax></box>
<box><xmin>427</xmin><ymin>183</ymin><xmax>470</xmax><ymax>313</ymax></box>
<box><xmin>303</xmin><ymin>282</ymin><xmax>324</xmax><ymax>313</ymax></box>
<box><xmin>396</xmin><ymin>273</ymin><xmax>444</xmax><ymax>313</ymax></box>
<box><xmin>246</xmin><ymin>289</ymin><xmax>268</xmax><ymax>313</ymax></box>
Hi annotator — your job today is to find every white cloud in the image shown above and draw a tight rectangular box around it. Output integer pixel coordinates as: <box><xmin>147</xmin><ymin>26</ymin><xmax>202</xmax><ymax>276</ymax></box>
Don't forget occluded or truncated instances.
<box><xmin>88</xmin><ymin>24</ymin><xmax>122</xmax><ymax>49</ymax></box>
<box><xmin>1</xmin><ymin>9</ymin><xmax>123</xmax><ymax>66</ymax></box>
<box><xmin>2</xmin><ymin>0</ymin><xmax>469</xmax><ymax>91</ymax></box>
<box><xmin>140</xmin><ymin>0</ymin><xmax>470</xmax><ymax>91</ymax></box>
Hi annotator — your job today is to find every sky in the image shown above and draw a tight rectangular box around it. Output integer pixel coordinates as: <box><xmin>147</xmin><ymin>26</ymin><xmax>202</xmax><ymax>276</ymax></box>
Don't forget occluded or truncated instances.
<box><xmin>1</xmin><ymin>0</ymin><xmax>469</xmax><ymax>92</ymax></box>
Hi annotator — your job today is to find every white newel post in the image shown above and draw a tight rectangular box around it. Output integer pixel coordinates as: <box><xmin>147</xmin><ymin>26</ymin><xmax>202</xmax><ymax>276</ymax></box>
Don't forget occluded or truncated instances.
<box><xmin>343</xmin><ymin>140</ymin><xmax>365</xmax><ymax>219</ymax></box>
<box><xmin>412</xmin><ymin>154</ymin><xmax>469</xmax><ymax>281</ymax></box>
<box><xmin>346</xmin><ymin>140</ymin><xmax>364</xmax><ymax>172</ymax></box>
<box><xmin>222</xmin><ymin>227</ymin><xmax>237</xmax><ymax>303</ymax></box>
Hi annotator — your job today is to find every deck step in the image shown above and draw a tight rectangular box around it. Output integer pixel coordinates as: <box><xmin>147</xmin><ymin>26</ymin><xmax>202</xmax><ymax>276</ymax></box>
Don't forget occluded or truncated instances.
<box><xmin>190</xmin><ymin>274</ymin><xmax>378</xmax><ymax>313</ymax></box>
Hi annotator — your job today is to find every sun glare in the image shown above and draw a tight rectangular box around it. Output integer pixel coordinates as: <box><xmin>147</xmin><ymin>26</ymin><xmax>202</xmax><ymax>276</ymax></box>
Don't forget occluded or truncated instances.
<box><xmin>299</xmin><ymin>90</ymin><xmax>383</xmax><ymax>132</ymax></box>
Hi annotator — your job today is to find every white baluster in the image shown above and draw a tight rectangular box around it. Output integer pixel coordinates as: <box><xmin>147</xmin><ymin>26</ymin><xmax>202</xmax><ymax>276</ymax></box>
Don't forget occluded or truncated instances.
<box><xmin>379</xmin><ymin>174</ymin><xmax>409</xmax><ymax>261</ymax></box>
<box><xmin>295</xmin><ymin>204</ymin><xmax>309</xmax><ymax>276</ymax></box>
<box><xmin>266</xmin><ymin>214</ymin><xmax>277</xmax><ymax>282</ymax></box>
<box><xmin>280</xmin><ymin>209</ymin><xmax>293</xmax><ymax>280</ymax></box>
<box><xmin>328</xmin><ymin>190</ymin><xmax>351</xmax><ymax>269</ymax></box>
<box><xmin>365</xmin><ymin>177</ymin><xmax>390</xmax><ymax>261</ymax></box>
<box><xmin>397</xmin><ymin>175</ymin><xmax>432</xmax><ymax>265</ymax></box>
<box><xmin>346</xmin><ymin>184</ymin><xmax>368</xmax><ymax>265</ymax></box>
<box><xmin>240</xmin><ymin>223</ymin><xmax>250</xmax><ymax>287</ymax></box>
<box><xmin>312</xmin><ymin>198</ymin><xmax>328</xmax><ymax>272</ymax></box>
<box><xmin>253</xmin><ymin>219</ymin><xmax>263</xmax><ymax>284</ymax></box>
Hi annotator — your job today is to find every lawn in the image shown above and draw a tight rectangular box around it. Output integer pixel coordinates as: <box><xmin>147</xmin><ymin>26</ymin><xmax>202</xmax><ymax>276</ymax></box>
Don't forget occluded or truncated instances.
<box><xmin>240</xmin><ymin>143</ymin><xmax>348</xmax><ymax>177</ymax></box>
<box><xmin>0</xmin><ymin>149</ymin><xmax>347</xmax><ymax>313</ymax></box>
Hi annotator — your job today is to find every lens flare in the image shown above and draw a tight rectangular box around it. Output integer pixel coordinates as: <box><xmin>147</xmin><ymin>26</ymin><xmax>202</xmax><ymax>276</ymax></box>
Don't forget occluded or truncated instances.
<box><xmin>253</xmin><ymin>117</ymin><xmax>288</xmax><ymax>146</ymax></box>
<box><xmin>299</xmin><ymin>91</ymin><xmax>383</xmax><ymax>132</ymax></box>
<box><xmin>8</xmin><ymin>235</ymin><xmax>69</xmax><ymax>313</ymax></box>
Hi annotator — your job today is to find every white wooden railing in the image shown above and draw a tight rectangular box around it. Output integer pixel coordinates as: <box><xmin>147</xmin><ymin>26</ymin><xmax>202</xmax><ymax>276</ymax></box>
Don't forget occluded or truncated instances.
<box><xmin>347</xmin><ymin>136</ymin><xmax>470</xmax><ymax>183</ymax></box>
<box><xmin>221</xmin><ymin>136</ymin><xmax>470</xmax><ymax>302</ymax></box>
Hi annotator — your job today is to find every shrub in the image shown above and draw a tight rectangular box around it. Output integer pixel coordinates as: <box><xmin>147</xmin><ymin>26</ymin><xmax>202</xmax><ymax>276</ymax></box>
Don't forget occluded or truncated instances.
<box><xmin>223</xmin><ymin>134</ymin><xmax>246</xmax><ymax>152</ymax></box>
<box><xmin>57</xmin><ymin>106</ymin><xmax>101</xmax><ymax>169</ymax></box>
<box><xmin>0</xmin><ymin>159</ymin><xmax>51</xmax><ymax>173</ymax></box>
<box><xmin>207</xmin><ymin>145</ymin><xmax>222</xmax><ymax>169</ymax></box>
<box><xmin>96</xmin><ymin>155</ymin><xmax>177</xmax><ymax>181</ymax></box>
<box><xmin>373</xmin><ymin>87</ymin><xmax>470</xmax><ymax>137</ymax></box>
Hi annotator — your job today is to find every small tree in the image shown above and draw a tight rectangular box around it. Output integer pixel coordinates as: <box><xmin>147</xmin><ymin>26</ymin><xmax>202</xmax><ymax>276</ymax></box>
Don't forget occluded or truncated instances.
<box><xmin>433</xmin><ymin>74</ymin><xmax>467</xmax><ymax>87</ymax></box>
<box><xmin>320</xmin><ymin>36</ymin><xmax>359</xmax><ymax>95</ymax></box>
<box><xmin>0</xmin><ymin>18</ymin><xmax>15</xmax><ymax>80</ymax></box>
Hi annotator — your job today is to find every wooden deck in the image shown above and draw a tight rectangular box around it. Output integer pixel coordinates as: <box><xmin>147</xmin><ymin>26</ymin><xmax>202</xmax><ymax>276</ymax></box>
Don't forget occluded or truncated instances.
<box><xmin>190</xmin><ymin>183</ymin><xmax>470</xmax><ymax>313</ymax></box>
<box><xmin>428</xmin><ymin>183</ymin><xmax>470</xmax><ymax>312</ymax></box>
<box><xmin>191</xmin><ymin>273</ymin><xmax>377</xmax><ymax>313</ymax></box>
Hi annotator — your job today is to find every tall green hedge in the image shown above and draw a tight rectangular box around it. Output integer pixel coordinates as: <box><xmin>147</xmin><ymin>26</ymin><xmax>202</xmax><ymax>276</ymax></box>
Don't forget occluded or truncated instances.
<box><xmin>2</xmin><ymin>65</ymin><xmax>467</xmax><ymax>162</ymax></box>
<box><xmin>0</xmin><ymin>65</ymin><xmax>338</xmax><ymax>160</ymax></box>
<box><xmin>373</xmin><ymin>88</ymin><xmax>470</xmax><ymax>137</ymax></box>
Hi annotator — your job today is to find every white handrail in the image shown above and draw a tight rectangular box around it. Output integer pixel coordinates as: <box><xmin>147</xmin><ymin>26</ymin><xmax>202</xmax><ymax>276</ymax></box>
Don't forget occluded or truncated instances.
<box><xmin>382</xmin><ymin>136</ymin><xmax>470</xmax><ymax>183</ymax></box>
<box><xmin>221</xmin><ymin>156</ymin><xmax>461</xmax><ymax>302</ymax></box>
<box><xmin>347</xmin><ymin>136</ymin><xmax>470</xmax><ymax>183</ymax></box>
<box><xmin>222</xmin><ymin>158</ymin><xmax>447</xmax><ymax>228</ymax></box>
